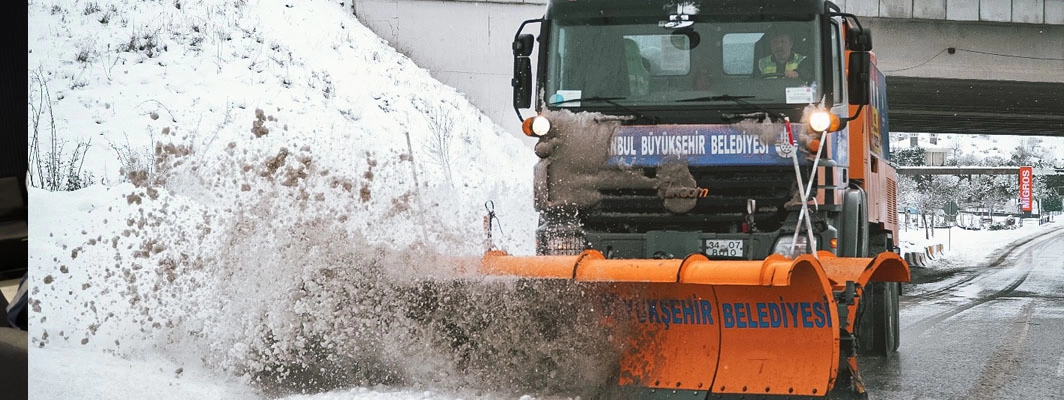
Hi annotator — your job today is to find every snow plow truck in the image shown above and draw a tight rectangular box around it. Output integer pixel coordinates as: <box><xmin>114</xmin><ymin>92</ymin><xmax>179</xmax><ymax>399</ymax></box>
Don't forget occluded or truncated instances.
<box><xmin>483</xmin><ymin>0</ymin><xmax>910</xmax><ymax>398</ymax></box>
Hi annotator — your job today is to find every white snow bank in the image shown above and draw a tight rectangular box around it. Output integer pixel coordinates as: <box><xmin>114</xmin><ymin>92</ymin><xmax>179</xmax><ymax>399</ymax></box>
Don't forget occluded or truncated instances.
<box><xmin>898</xmin><ymin>219</ymin><xmax>1061</xmax><ymax>270</ymax></box>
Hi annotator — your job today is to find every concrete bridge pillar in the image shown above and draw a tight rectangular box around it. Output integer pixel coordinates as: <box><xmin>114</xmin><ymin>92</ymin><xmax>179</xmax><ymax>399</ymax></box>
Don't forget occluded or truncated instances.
<box><xmin>353</xmin><ymin>0</ymin><xmax>546</xmax><ymax>140</ymax></box>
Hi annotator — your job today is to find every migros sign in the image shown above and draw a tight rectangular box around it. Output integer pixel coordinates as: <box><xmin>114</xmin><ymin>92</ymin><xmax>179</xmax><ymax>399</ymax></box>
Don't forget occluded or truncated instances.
<box><xmin>1019</xmin><ymin>166</ymin><xmax>1033</xmax><ymax>212</ymax></box>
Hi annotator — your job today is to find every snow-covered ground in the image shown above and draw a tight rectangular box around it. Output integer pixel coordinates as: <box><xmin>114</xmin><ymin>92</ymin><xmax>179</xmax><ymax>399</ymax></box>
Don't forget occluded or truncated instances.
<box><xmin>898</xmin><ymin>217</ymin><xmax>1060</xmax><ymax>272</ymax></box>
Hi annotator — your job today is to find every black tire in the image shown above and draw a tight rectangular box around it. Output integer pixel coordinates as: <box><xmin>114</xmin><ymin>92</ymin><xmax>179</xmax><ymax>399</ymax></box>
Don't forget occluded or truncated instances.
<box><xmin>878</xmin><ymin>281</ymin><xmax>900</xmax><ymax>353</ymax></box>
<box><xmin>857</xmin><ymin>281</ymin><xmax>900</xmax><ymax>356</ymax></box>
<box><xmin>891</xmin><ymin>281</ymin><xmax>901</xmax><ymax>352</ymax></box>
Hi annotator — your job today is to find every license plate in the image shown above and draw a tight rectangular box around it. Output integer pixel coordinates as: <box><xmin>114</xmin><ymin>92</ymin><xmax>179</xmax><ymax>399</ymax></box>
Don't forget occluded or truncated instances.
<box><xmin>704</xmin><ymin>240</ymin><xmax>743</xmax><ymax>257</ymax></box>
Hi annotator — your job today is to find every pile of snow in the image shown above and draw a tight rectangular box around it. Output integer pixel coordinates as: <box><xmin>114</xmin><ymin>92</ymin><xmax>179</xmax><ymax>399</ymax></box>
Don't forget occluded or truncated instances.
<box><xmin>29</xmin><ymin>0</ymin><xmax>535</xmax><ymax>255</ymax></box>
<box><xmin>28</xmin><ymin>1</ymin><xmax>621</xmax><ymax>398</ymax></box>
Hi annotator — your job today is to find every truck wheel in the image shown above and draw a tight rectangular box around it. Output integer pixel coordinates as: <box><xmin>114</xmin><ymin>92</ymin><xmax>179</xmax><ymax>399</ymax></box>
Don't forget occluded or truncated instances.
<box><xmin>858</xmin><ymin>281</ymin><xmax>900</xmax><ymax>356</ymax></box>
<box><xmin>878</xmin><ymin>281</ymin><xmax>899</xmax><ymax>353</ymax></box>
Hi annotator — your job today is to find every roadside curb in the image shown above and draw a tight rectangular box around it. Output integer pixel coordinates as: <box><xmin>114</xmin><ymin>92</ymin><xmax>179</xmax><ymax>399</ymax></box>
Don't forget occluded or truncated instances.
<box><xmin>904</xmin><ymin>251</ymin><xmax>925</xmax><ymax>267</ymax></box>
<box><xmin>904</xmin><ymin>244</ymin><xmax>945</xmax><ymax>267</ymax></box>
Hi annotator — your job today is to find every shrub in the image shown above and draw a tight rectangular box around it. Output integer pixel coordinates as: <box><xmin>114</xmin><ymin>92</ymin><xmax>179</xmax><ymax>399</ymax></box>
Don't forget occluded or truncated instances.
<box><xmin>119</xmin><ymin>31</ymin><xmax>166</xmax><ymax>58</ymax></box>
<box><xmin>29</xmin><ymin>70</ymin><xmax>96</xmax><ymax>191</ymax></box>
<box><xmin>419</xmin><ymin>102</ymin><xmax>457</xmax><ymax>187</ymax></box>
<box><xmin>110</xmin><ymin>132</ymin><xmax>157</xmax><ymax>188</ymax></box>
<box><xmin>83</xmin><ymin>2</ymin><xmax>101</xmax><ymax>15</ymax></box>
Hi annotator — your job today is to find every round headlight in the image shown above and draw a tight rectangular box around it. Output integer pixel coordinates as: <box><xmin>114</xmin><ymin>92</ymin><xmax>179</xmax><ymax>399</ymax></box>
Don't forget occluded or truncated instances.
<box><xmin>530</xmin><ymin>116</ymin><xmax>552</xmax><ymax>136</ymax></box>
<box><xmin>809</xmin><ymin>111</ymin><xmax>833</xmax><ymax>133</ymax></box>
<box><xmin>522</xmin><ymin>115</ymin><xmax>552</xmax><ymax>137</ymax></box>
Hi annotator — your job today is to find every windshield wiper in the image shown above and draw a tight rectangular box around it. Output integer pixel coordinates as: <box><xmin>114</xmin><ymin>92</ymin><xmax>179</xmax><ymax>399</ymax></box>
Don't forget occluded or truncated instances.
<box><xmin>549</xmin><ymin>96</ymin><xmax>660</xmax><ymax>124</ymax></box>
<box><xmin>677</xmin><ymin>94</ymin><xmax>785</xmax><ymax>123</ymax></box>
<box><xmin>549</xmin><ymin>96</ymin><xmax>627</xmax><ymax>106</ymax></box>
<box><xmin>675</xmin><ymin>94</ymin><xmax>756</xmax><ymax>103</ymax></box>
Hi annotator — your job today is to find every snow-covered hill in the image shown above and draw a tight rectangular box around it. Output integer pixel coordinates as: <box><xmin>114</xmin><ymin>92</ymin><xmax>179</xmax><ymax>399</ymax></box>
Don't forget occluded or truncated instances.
<box><xmin>26</xmin><ymin>1</ymin><xmax>571</xmax><ymax>398</ymax></box>
<box><xmin>29</xmin><ymin>0</ymin><xmax>537</xmax><ymax>253</ymax></box>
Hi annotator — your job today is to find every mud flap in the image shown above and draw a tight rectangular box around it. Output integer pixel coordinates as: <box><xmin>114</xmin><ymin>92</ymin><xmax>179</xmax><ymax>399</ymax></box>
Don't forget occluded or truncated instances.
<box><xmin>482</xmin><ymin>251</ymin><xmax>852</xmax><ymax>397</ymax></box>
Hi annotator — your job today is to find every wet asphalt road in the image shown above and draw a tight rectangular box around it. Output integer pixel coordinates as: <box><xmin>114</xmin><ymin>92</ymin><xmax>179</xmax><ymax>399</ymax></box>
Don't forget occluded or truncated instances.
<box><xmin>861</xmin><ymin>225</ymin><xmax>1064</xmax><ymax>400</ymax></box>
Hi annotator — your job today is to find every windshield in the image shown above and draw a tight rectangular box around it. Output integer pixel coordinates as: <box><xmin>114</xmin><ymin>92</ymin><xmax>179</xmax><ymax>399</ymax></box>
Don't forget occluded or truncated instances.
<box><xmin>544</xmin><ymin>18</ymin><xmax>823</xmax><ymax>109</ymax></box>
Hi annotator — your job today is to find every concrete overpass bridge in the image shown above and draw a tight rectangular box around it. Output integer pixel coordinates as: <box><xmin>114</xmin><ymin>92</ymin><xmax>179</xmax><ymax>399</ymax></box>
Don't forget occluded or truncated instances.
<box><xmin>352</xmin><ymin>0</ymin><xmax>1063</xmax><ymax>138</ymax></box>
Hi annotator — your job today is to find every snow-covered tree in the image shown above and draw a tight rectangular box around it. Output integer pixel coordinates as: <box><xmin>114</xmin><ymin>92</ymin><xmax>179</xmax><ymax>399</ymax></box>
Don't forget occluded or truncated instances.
<box><xmin>899</xmin><ymin>174</ymin><xmax>962</xmax><ymax>239</ymax></box>
<box><xmin>893</xmin><ymin>146</ymin><xmax>925</xmax><ymax>167</ymax></box>
<box><xmin>1009</xmin><ymin>137</ymin><xmax>1049</xmax><ymax>168</ymax></box>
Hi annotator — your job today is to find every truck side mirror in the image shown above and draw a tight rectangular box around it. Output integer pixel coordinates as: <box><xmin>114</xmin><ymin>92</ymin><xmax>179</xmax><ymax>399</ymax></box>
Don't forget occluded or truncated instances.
<box><xmin>512</xmin><ymin>33</ymin><xmax>535</xmax><ymax>113</ymax></box>
<box><xmin>848</xmin><ymin>52</ymin><xmax>871</xmax><ymax>106</ymax></box>
<box><xmin>513</xmin><ymin>33</ymin><xmax>534</xmax><ymax>57</ymax></box>
<box><xmin>846</xmin><ymin>26</ymin><xmax>872</xmax><ymax>52</ymax></box>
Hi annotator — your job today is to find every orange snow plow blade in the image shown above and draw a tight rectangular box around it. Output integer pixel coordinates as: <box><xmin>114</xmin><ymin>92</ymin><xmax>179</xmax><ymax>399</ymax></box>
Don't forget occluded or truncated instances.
<box><xmin>478</xmin><ymin>250</ymin><xmax>910</xmax><ymax>396</ymax></box>
<box><xmin>816</xmin><ymin>250</ymin><xmax>910</xmax><ymax>291</ymax></box>
<box><xmin>817</xmin><ymin>250</ymin><xmax>911</xmax><ymax>332</ymax></box>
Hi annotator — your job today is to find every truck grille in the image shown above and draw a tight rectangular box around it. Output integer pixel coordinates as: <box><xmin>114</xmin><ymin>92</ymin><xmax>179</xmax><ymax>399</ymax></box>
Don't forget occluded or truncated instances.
<box><xmin>585</xmin><ymin>167</ymin><xmax>798</xmax><ymax>233</ymax></box>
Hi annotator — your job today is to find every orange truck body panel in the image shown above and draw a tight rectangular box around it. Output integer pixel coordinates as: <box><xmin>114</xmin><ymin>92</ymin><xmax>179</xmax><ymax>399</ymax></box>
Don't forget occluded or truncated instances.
<box><xmin>847</xmin><ymin>51</ymin><xmax>901</xmax><ymax>243</ymax></box>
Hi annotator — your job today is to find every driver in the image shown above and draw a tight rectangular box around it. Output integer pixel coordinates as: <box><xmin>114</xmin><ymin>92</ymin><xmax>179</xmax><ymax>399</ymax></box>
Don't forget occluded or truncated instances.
<box><xmin>756</xmin><ymin>31</ymin><xmax>811</xmax><ymax>81</ymax></box>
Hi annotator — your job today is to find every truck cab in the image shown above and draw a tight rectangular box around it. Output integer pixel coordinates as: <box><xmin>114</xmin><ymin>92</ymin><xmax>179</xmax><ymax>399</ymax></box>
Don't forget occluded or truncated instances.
<box><xmin>512</xmin><ymin>0</ymin><xmax>898</xmax><ymax>263</ymax></box>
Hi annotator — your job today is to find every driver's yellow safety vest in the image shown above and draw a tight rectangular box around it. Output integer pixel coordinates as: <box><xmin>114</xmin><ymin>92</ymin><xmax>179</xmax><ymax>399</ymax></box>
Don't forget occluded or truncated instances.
<box><xmin>758</xmin><ymin>53</ymin><xmax>806</xmax><ymax>77</ymax></box>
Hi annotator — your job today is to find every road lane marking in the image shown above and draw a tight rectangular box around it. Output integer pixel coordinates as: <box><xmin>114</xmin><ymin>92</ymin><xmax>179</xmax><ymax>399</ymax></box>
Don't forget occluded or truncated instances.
<box><xmin>1057</xmin><ymin>355</ymin><xmax>1064</xmax><ymax>378</ymax></box>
